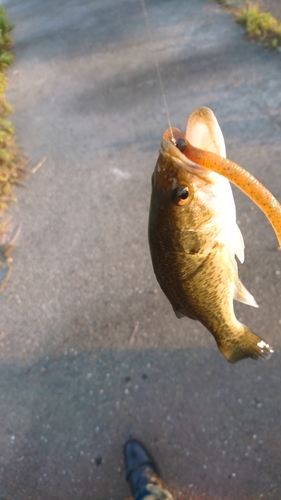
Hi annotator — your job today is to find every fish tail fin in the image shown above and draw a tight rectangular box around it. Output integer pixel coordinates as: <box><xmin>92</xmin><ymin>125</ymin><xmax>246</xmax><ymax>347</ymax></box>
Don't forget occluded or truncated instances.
<box><xmin>218</xmin><ymin>327</ymin><xmax>274</xmax><ymax>364</ymax></box>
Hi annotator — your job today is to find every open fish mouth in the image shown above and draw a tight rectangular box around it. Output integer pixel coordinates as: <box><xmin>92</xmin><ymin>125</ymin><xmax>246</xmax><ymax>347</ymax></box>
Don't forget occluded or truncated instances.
<box><xmin>160</xmin><ymin>132</ymin><xmax>216</xmax><ymax>183</ymax></box>
<box><xmin>159</xmin><ymin>106</ymin><xmax>228</xmax><ymax>182</ymax></box>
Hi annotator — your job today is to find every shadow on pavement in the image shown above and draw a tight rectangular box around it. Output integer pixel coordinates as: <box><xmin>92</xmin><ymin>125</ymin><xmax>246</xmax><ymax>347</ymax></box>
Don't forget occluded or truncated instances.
<box><xmin>1</xmin><ymin>346</ymin><xmax>280</xmax><ymax>500</ymax></box>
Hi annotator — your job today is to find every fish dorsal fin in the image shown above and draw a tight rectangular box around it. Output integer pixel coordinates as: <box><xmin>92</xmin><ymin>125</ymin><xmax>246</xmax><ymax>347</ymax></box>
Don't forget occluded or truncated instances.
<box><xmin>219</xmin><ymin>245</ymin><xmax>258</xmax><ymax>308</ymax></box>
<box><xmin>185</xmin><ymin>107</ymin><xmax>226</xmax><ymax>158</ymax></box>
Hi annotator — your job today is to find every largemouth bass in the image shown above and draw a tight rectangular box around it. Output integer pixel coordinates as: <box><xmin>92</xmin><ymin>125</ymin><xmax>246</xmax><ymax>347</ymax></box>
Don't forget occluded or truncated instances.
<box><xmin>148</xmin><ymin>107</ymin><xmax>274</xmax><ymax>363</ymax></box>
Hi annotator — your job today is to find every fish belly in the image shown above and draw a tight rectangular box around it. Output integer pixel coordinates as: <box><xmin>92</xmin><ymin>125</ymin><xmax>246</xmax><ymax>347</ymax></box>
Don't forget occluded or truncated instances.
<box><xmin>153</xmin><ymin>244</ymin><xmax>236</xmax><ymax>337</ymax></box>
<box><xmin>150</xmin><ymin>241</ymin><xmax>273</xmax><ymax>363</ymax></box>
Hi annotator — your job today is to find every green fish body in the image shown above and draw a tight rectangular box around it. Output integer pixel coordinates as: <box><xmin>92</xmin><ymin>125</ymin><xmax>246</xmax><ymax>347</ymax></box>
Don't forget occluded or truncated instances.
<box><xmin>148</xmin><ymin>107</ymin><xmax>273</xmax><ymax>363</ymax></box>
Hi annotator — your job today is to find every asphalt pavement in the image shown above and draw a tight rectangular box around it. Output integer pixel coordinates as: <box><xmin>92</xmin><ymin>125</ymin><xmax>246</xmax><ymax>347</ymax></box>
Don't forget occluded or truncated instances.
<box><xmin>1</xmin><ymin>1</ymin><xmax>281</xmax><ymax>499</ymax></box>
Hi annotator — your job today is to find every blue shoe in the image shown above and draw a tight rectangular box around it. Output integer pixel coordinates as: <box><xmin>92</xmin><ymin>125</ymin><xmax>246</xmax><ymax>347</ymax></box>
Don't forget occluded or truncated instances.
<box><xmin>124</xmin><ymin>439</ymin><xmax>161</xmax><ymax>498</ymax></box>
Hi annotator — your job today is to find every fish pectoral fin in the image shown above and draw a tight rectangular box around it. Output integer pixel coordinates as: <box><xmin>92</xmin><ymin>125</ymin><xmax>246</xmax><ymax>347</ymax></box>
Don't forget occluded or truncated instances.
<box><xmin>219</xmin><ymin>245</ymin><xmax>258</xmax><ymax>308</ymax></box>
<box><xmin>218</xmin><ymin>327</ymin><xmax>274</xmax><ymax>364</ymax></box>
<box><xmin>234</xmin><ymin>223</ymin><xmax>245</xmax><ymax>264</ymax></box>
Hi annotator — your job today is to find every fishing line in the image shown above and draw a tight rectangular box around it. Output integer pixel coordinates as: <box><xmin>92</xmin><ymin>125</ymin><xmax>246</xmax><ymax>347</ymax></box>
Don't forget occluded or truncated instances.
<box><xmin>139</xmin><ymin>0</ymin><xmax>175</xmax><ymax>144</ymax></box>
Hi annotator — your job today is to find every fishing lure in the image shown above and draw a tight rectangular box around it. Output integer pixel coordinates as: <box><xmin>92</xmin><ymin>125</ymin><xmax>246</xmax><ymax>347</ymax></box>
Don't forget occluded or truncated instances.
<box><xmin>164</xmin><ymin>112</ymin><xmax>281</xmax><ymax>249</ymax></box>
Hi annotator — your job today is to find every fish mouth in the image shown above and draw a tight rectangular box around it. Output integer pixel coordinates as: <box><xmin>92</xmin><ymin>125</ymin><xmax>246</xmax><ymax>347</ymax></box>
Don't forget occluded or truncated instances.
<box><xmin>160</xmin><ymin>105</ymin><xmax>228</xmax><ymax>182</ymax></box>
<box><xmin>160</xmin><ymin>127</ymin><xmax>214</xmax><ymax>183</ymax></box>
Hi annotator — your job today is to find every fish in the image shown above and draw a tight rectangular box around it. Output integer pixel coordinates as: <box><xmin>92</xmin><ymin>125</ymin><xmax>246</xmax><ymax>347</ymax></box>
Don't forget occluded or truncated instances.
<box><xmin>148</xmin><ymin>106</ymin><xmax>274</xmax><ymax>363</ymax></box>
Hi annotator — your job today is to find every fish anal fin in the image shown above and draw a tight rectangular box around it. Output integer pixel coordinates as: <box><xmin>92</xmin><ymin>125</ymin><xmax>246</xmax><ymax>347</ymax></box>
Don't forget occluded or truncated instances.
<box><xmin>233</xmin><ymin>280</ymin><xmax>258</xmax><ymax>308</ymax></box>
<box><xmin>219</xmin><ymin>245</ymin><xmax>258</xmax><ymax>308</ymax></box>
<box><xmin>218</xmin><ymin>327</ymin><xmax>274</xmax><ymax>364</ymax></box>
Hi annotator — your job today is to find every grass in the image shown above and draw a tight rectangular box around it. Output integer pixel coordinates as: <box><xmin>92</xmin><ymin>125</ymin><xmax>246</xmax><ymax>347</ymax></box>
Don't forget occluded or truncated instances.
<box><xmin>236</xmin><ymin>2</ymin><xmax>281</xmax><ymax>49</ymax></box>
<box><xmin>217</xmin><ymin>1</ymin><xmax>281</xmax><ymax>50</ymax></box>
<box><xmin>0</xmin><ymin>7</ymin><xmax>23</xmax><ymax>214</ymax></box>
<box><xmin>0</xmin><ymin>7</ymin><xmax>25</xmax><ymax>291</ymax></box>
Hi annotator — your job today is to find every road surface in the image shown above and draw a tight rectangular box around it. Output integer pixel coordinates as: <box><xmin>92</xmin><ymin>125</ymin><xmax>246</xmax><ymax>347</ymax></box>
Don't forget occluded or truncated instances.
<box><xmin>1</xmin><ymin>1</ymin><xmax>281</xmax><ymax>499</ymax></box>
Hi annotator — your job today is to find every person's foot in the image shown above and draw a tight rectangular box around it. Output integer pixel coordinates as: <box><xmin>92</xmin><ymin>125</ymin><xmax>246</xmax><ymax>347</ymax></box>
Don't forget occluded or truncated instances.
<box><xmin>124</xmin><ymin>439</ymin><xmax>162</xmax><ymax>498</ymax></box>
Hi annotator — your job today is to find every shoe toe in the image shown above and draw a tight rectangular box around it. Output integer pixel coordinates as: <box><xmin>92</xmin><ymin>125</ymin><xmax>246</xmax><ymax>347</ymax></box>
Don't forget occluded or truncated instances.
<box><xmin>124</xmin><ymin>439</ymin><xmax>160</xmax><ymax>497</ymax></box>
<box><xmin>124</xmin><ymin>439</ymin><xmax>152</xmax><ymax>472</ymax></box>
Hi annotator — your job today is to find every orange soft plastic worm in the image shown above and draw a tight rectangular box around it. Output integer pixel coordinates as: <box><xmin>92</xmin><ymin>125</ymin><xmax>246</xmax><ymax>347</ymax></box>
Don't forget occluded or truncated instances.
<box><xmin>163</xmin><ymin>127</ymin><xmax>281</xmax><ymax>250</ymax></box>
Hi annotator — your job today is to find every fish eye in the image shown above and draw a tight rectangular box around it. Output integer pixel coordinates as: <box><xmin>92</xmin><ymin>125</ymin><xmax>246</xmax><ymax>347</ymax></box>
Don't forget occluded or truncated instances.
<box><xmin>174</xmin><ymin>186</ymin><xmax>190</xmax><ymax>206</ymax></box>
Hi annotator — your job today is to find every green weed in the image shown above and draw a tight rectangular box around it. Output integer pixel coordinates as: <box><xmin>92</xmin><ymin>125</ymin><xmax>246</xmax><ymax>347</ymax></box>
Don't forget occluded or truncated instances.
<box><xmin>0</xmin><ymin>7</ymin><xmax>23</xmax><ymax>214</ymax></box>
<box><xmin>236</xmin><ymin>2</ymin><xmax>281</xmax><ymax>49</ymax></box>
<box><xmin>218</xmin><ymin>1</ymin><xmax>281</xmax><ymax>49</ymax></box>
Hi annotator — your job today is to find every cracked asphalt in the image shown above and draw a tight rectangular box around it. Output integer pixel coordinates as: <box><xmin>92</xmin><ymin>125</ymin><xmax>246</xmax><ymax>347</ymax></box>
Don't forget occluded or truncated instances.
<box><xmin>0</xmin><ymin>1</ymin><xmax>281</xmax><ymax>499</ymax></box>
